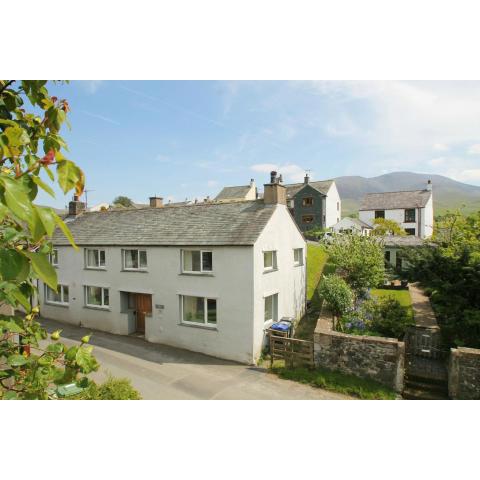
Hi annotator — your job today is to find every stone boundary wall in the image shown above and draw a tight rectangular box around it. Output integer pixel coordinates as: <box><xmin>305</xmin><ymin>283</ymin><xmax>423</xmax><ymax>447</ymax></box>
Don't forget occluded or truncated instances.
<box><xmin>448</xmin><ymin>347</ymin><xmax>480</xmax><ymax>400</ymax></box>
<box><xmin>313</xmin><ymin>308</ymin><xmax>405</xmax><ymax>392</ymax></box>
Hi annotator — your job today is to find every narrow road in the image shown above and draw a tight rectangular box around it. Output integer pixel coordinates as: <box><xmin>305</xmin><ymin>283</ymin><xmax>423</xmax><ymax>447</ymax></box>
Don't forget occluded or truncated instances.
<box><xmin>40</xmin><ymin>318</ymin><xmax>349</xmax><ymax>400</ymax></box>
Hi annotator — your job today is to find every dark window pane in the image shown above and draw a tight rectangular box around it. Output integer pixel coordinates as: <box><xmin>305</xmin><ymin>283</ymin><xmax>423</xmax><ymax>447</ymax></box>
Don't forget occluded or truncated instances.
<box><xmin>375</xmin><ymin>210</ymin><xmax>385</xmax><ymax>219</ymax></box>
<box><xmin>207</xmin><ymin>299</ymin><xmax>217</xmax><ymax>324</ymax></box>
<box><xmin>202</xmin><ymin>251</ymin><xmax>212</xmax><ymax>271</ymax></box>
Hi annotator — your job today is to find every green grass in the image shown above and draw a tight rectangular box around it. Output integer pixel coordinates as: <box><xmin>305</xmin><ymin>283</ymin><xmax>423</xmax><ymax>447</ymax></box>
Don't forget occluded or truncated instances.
<box><xmin>295</xmin><ymin>244</ymin><xmax>332</xmax><ymax>340</ymax></box>
<box><xmin>371</xmin><ymin>288</ymin><xmax>414</xmax><ymax>320</ymax></box>
<box><xmin>272</xmin><ymin>363</ymin><xmax>397</xmax><ymax>400</ymax></box>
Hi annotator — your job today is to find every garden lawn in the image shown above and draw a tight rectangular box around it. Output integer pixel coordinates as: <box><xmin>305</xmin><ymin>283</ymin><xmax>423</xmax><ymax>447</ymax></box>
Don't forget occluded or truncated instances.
<box><xmin>370</xmin><ymin>288</ymin><xmax>414</xmax><ymax>321</ymax></box>
<box><xmin>271</xmin><ymin>362</ymin><xmax>397</xmax><ymax>400</ymax></box>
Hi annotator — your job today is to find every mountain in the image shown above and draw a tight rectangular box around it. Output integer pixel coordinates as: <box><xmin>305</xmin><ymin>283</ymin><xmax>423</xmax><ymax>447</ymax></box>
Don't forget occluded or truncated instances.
<box><xmin>333</xmin><ymin>172</ymin><xmax>480</xmax><ymax>216</ymax></box>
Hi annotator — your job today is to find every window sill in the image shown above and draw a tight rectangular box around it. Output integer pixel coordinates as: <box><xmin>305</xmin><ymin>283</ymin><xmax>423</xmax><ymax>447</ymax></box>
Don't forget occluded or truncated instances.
<box><xmin>263</xmin><ymin>268</ymin><xmax>278</xmax><ymax>274</ymax></box>
<box><xmin>293</xmin><ymin>263</ymin><xmax>304</xmax><ymax>268</ymax></box>
<box><xmin>179</xmin><ymin>272</ymin><xmax>214</xmax><ymax>277</ymax></box>
<box><xmin>121</xmin><ymin>269</ymin><xmax>148</xmax><ymax>273</ymax></box>
<box><xmin>45</xmin><ymin>302</ymin><xmax>69</xmax><ymax>308</ymax></box>
<box><xmin>85</xmin><ymin>267</ymin><xmax>107</xmax><ymax>271</ymax></box>
<box><xmin>178</xmin><ymin>322</ymin><xmax>218</xmax><ymax>331</ymax></box>
<box><xmin>84</xmin><ymin>305</ymin><xmax>111</xmax><ymax>311</ymax></box>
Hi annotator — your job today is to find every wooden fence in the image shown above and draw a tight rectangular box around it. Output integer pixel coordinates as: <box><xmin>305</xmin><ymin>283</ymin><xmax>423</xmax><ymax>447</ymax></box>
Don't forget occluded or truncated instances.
<box><xmin>269</xmin><ymin>334</ymin><xmax>314</xmax><ymax>368</ymax></box>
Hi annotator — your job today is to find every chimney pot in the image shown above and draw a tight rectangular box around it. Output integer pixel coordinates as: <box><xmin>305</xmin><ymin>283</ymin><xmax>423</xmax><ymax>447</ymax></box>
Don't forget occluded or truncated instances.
<box><xmin>304</xmin><ymin>173</ymin><xmax>310</xmax><ymax>184</ymax></box>
<box><xmin>426</xmin><ymin>179</ymin><xmax>432</xmax><ymax>191</ymax></box>
<box><xmin>264</xmin><ymin>173</ymin><xmax>287</xmax><ymax>205</ymax></box>
<box><xmin>270</xmin><ymin>171</ymin><xmax>277</xmax><ymax>184</ymax></box>
<box><xmin>149</xmin><ymin>196</ymin><xmax>164</xmax><ymax>208</ymax></box>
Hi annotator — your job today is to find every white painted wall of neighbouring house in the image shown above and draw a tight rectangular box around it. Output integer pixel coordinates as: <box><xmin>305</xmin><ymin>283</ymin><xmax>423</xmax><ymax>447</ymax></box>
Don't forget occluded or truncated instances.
<box><xmin>422</xmin><ymin>195</ymin><xmax>434</xmax><ymax>238</ymax></box>
<box><xmin>252</xmin><ymin>205</ymin><xmax>306</xmax><ymax>361</ymax></box>
<box><xmin>38</xmin><ymin>205</ymin><xmax>306</xmax><ymax>364</ymax></box>
<box><xmin>325</xmin><ymin>182</ymin><xmax>341</xmax><ymax>228</ymax></box>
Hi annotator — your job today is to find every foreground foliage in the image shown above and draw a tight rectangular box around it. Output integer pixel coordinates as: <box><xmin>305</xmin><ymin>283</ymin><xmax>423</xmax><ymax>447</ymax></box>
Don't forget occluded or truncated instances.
<box><xmin>70</xmin><ymin>376</ymin><xmax>141</xmax><ymax>400</ymax></box>
<box><xmin>403</xmin><ymin>210</ymin><xmax>480</xmax><ymax>348</ymax></box>
<box><xmin>272</xmin><ymin>363</ymin><xmax>397</xmax><ymax>400</ymax></box>
<box><xmin>0</xmin><ymin>80</ymin><xmax>99</xmax><ymax>399</ymax></box>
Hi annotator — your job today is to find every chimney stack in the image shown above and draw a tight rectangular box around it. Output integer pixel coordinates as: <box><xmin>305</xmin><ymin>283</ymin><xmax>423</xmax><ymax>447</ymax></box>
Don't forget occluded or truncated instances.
<box><xmin>304</xmin><ymin>173</ymin><xmax>310</xmax><ymax>184</ymax></box>
<box><xmin>68</xmin><ymin>195</ymin><xmax>86</xmax><ymax>216</ymax></box>
<box><xmin>149</xmin><ymin>196</ymin><xmax>164</xmax><ymax>208</ymax></box>
<box><xmin>264</xmin><ymin>171</ymin><xmax>287</xmax><ymax>205</ymax></box>
<box><xmin>426</xmin><ymin>179</ymin><xmax>432</xmax><ymax>191</ymax></box>
<box><xmin>250</xmin><ymin>178</ymin><xmax>255</xmax><ymax>187</ymax></box>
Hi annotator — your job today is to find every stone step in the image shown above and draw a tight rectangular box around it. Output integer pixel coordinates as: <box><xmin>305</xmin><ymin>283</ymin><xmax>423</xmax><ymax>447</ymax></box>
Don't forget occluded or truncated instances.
<box><xmin>402</xmin><ymin>387</ymin><xmax>449</xmax><ymax>400</ymax></box>
<box><xmin>405</xmin><ymin>373</ymin><xmax>448</xmax><ymax>388</ymax></box>
<box><xmin>405</xmin><ymin>378</ymin><xmax>449</xmax><ymax>396</ymax></box>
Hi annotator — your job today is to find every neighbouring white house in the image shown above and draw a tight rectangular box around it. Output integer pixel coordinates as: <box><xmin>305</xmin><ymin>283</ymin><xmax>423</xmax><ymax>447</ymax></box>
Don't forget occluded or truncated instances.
<box><xmin>331</xmin><ymin>217</ymin><xmax>373</xmax><ymax>236</ymax></box>
<box><xmin>39</xmin><ymin>176</ymin><xmax>306</xmax><ymax>364</ymax></box>
<box><xmin>358</xmin><ymin>180</ymin><xmax>434</xmax><ymax>238</ymax></box>
<box><xmin>383</xmin><ymin>235</ymin><xmax>426</xmax><ymax>271</ymax></box>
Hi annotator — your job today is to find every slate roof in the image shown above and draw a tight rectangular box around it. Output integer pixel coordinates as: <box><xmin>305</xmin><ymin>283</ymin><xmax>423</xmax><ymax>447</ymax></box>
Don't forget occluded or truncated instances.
<box><xmin>215</xmin><ymin>185</ymin><xmax>252</xmax><ymax>201</ymax></box>
<box><xmin>359</xmin><ymin>189</ymin><xmax>432</xmax><ymax>210</ymax></box>
<box><xmin>383</xmin><ymin>235</ymin><xmax>426</xmax><ymax>247</ymax></box>
<box><xmin>334</xmin><ymin>217</ymin><xmax>373</xmax><ymax>229</ymax></box>
<box><xmin>285</xmin><ymin>180</ymin><xmax>333</xmax><ymax>197</ymax></box>
<box><xmin>53</xmin><ymin>200</ymin><xmax>276</xmax><ymax>246</ymax></box>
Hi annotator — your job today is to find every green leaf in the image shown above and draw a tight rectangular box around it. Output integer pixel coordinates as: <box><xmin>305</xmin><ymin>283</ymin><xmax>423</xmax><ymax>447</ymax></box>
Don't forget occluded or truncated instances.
<box><xmin>22</xmin><ymin>250</ymin><xmax>57</xmax><ymax>290</ymax></box>
<box><xmin>0</xmin><ymin>249</ymin><xmax>30</xmax><ymax>282</ymax></box>
<box><xmin>3</xmin><ymin>391</ymin><xmax>18</xmax><ymax>400</ymax></box>
<box><xmin>46</xmin><ymin>342</ymin><xmax>64</xmax><ymax>355</ymax></box>
<box><xmin>57</xmin><ymin>159</ymin><xmax>83</xmax><ymax>194</ymax></box>
<box><xmin>10</xmin><ymin>286</ymin><xmax>31</xmax><ymax>311</ymax></box>
<box><xmin>34</xmin><ymin>205</ymin><xmax>56</xmax><ymax>237</ymax></box>
<box><xmin>0</xmin><ymin>176</ymin><xmax>33</xmax><ymax>222</ymax></box>
<box><xmin>7</xmin><ymin>354</ymin><xmax>28</xmax><ymax>367</ymax></box>
<box><xmin>65</xmin><ymin>345</ymin><xmax>78</xmax><ymax>362</ymax></box>
<box><xmin>52</xmin><ymin>210</ymin><xmax>77</xmax><ymax>249</ymax></box>
<box><xmin>3</xmin><ymin>126</ymin><xmax>30</xmax><ymax>147</ymax></box>
<box><xmin>0</xmin><ymin>319</ymin><xmax>25</xmax><ymax>334</ymax></box>
<box><xmin>75</xmin><ymin>345</ymin><xmax>99</xmax><ymax>374</ymax></box>
<box><xmin>32</xmin><ymin>176</ymin><xmax>55</xmax><ymax>197</ymax></box>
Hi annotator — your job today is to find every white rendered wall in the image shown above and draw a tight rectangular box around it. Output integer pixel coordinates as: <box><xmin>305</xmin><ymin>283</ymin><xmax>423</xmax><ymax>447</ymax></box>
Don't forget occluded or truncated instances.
<box><xmin>423</xmin><ymin>195</ymin><xmax>434</xmax><ymax>238</ymax></box>
<box><xmin>359</xmin><ymin>208</ymin><xmax>428</xmax><ymax>237</ymax></box>
<box><xmin>252</xmin><ymin>205</ymin><xmax>306</xmax><ymax>362</ymax></box>
<box><xmin>325</xmin><ymin>182</ymin><xmax>341</xmax><ymax>228</ymax></box>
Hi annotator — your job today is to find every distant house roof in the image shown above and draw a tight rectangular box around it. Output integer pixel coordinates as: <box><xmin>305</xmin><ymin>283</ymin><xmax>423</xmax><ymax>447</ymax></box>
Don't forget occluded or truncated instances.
<box><xmin>285</xmin><ymin>180</ymin><xmax>333</xmax><ymax>198</ymax></box>
<box><xmin>333</xmin><ymin>217</ymin><xmax>373</xmax><ymax>230</ymax></box>
<box><xmin>215</xmin><ymin>185</ymin><xmax>252</xmax><ymax>201</ymax></box>
<box><xmin>383</xmin><ymin>235</ymin><xmax>426</xmax><ymax>247</ymax></box>
<box><xmin>53</xmin><ymin>200</ymin><xmax>276</xmax><ymax>246</ymax></box>
<box><xmin>359</xmin><ymin>189</ymin><xmax>432</xmax><ymax>210</ymax></box>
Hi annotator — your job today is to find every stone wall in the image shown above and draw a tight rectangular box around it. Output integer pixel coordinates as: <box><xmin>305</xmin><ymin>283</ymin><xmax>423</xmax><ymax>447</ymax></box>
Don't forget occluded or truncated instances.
<box><xmin>313</xmin><ymin>310</ymin><xmax>405</xmax><ymax>392</ymax></box>
<box><xmin>448</xmin><ymin>347</ymin><xmax>480</xmax><ymax>400</ymax></box>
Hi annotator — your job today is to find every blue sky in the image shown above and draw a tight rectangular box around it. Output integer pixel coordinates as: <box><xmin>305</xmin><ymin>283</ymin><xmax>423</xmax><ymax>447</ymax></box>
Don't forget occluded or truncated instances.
<box><xmin>42</xmin><ymin>81</ymin><xmax>480</xmax><ymax>208</ymax></box>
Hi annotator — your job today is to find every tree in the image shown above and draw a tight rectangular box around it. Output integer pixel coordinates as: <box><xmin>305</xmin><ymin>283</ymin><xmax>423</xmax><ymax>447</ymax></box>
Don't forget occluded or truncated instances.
<box><xmin>371</xmin><ymin>218</ymin><xmax>406</xmax><ymax>236</ymax></box>
<box><xmin>0</xmin><ymin>80</ymin><xmax>99</xmax><ymax>399</ymax></box>
<box><xmin>112</xmin><ymin>195</ymin><xmax>134</xmax><ymax>208</ymax></box>
<box><xmin>403</xmin><ymin>210</ymin><xmax>480</xmax><ymax>348</ymax></box>
<box><xmin>325</xmin><ymin>234</ymin><xmax>385</xmax><ymax>297</ymax></box>
<box><xmin>318</xmin><ymin>274</ymin><xmax>353</xmax><ymax>328</ymax></box>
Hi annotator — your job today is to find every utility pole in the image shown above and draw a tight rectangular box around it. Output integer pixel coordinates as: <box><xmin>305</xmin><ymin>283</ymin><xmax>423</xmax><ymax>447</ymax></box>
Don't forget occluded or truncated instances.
<box><xmin>83</xmin><ymin>189</ymin><xmax>95</xmax><ymax>210</ymax></box>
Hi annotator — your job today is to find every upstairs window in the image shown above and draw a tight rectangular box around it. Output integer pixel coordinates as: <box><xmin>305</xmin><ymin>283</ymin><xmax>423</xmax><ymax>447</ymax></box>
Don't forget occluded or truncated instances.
<box><xmin>49</xmin><ymin>249</ymin><xmax>58</xmax><ymax>267</ymax></box>
<box><xmin>45</xmin><ymin>284</ymin><xmax>69</xmax><ymax>305</ymax></box>
<box><xmin>302</xmin><ymin>197</ymin><xmax>314</xmax><ymax>207</ymax></box>
<box><xmin>182</xmin><ymin>250</ymin><xmax>213</xmax><ymax>273</ymax></box>
<box><xmin>375</xmin><ymin>210</ymin><xmax>385</xmax><ymax>219</ymax></box>
<box><xmin>123</xmin><ymin>249</ymin><xmax>147</xmax><ymax>270</ymax></box>
<box><xmin>293</xmin><ymin>248</ymin><xmax>303</xmax><ymax>266</ymax></box>
<box><xmin>263</xmin><ymin>251</ymin><xmax>277</xmax><ymax>271</ymax></box>
<box><xmin>405</xmin><ymin>208</ymin><xmax>416</xmax><ymax>223</ymax></box>
<box><xmin>86</xmin><ymin>248</ymin><xmax>106</xmax><ymax>269</ymax></box>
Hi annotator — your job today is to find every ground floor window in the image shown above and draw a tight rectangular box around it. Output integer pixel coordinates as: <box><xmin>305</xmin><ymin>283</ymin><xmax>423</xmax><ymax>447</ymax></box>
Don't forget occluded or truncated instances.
<box><xmin>405</xmin><ymin>228</ymin><xmax>416</xmax><ymax>236</ymax></box>
<box><xmin>264</xmin><ymin>293</ymin><xmax>278</xmax><ymax>323</ymax></box>
<box><xmin>181</xmin><ymin>295</ymin><xmax>217</xmax><ymax>326</ymax></box>
<box><xmin>85</xmin><ymin>286</ymin><xmax>110</xmax><ymax>308</ymax></box>
<box><xmin>385</xmin><ymin>250</ymin><xmax>391</xmax><ymax>263</ymax></box>
<box><xmin>45</xmin><ymin>284</ymin><xmax>69</xmax><ymax>305</ymax></box>
<box><xmin>293</xmin><ymin>248</ymin><xmax>303</xmax><ymax>266</ymax></box>
<box><xmin>302</xmin><ymin>214</ymin><xmax>314</xmax><ymax>224</ymax></box>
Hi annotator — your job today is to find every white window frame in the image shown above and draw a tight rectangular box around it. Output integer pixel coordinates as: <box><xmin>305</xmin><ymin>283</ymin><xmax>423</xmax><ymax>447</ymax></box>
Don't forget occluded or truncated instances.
<box><xmin>49</xmin><ymin>249</ymin><xmax>58</xmax><ymax>267</ymax></box>
<box><xmin>45</xmin><ymin>284</ymin><xmax>69</xmax><ymax>305</ymax></box>
<box><xmin>181</xmin><ymin>249</ymin><xmax>213</xmax><ymax>274</ymax></box>
<box><xmin>85</xmin><ymin>285</ymin><xmax>110</xmax><ymax>309</ymax></box>
<box><xmin>264</xmin><ymin>293</ymin><xmax>278</xmax><ymax>323</ymax></box>
<box><xmin>180</xmin><ymin>295</ymin><xmax>217</xmax><ymax>327</ymax></box>
<box><xmin>122</xmin><ymin>249</ymin><xmax>148</xmax><ymax>271</ymax></box>
<box><xmin>293</xmin><ymin>248</ymin><xmax>304</xmax><ymax>266</ymax></box>
<box><xmin>263</xmin><ymin>250</ymin><xmax>277</xmax><ymax>271</ymax></box>
<box><xmin>85</xmin><ymin>248</ymin><xmax>106</xmax><ymax>269</ymax></box>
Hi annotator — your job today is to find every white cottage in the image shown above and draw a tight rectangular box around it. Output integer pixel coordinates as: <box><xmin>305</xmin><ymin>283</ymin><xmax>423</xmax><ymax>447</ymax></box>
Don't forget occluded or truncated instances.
<box><xmin>358</xmin><ymin>181</ymin><xmax>433</xmax><ymax>238</ymax></box>
<box><xmin>39</xmin><ymin>178</ymin><xmax>306</xmax><ymax>364</ymax></box>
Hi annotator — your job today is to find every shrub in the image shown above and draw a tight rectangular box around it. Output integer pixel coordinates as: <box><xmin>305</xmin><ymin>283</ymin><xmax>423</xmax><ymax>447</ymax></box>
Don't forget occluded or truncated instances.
<box><xmin>318</xmin><ymin>274</ymin><xmax>354</xmax><ymax>319</ymax></box>
<box><xmin>73</xmin><ymin>376</ymin><xmax>141</xmax><ymax>400</ymax></box>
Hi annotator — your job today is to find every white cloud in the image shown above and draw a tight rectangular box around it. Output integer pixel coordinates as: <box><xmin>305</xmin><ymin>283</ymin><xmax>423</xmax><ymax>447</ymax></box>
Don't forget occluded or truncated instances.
<box><xmin>80</xmin><ymin>80</ymin><xmax>104</xmax><ymax>94</ymax></box>
<box><xmin>447</xmin><ymin>168</ymin><xmax>480</xmax><ymax>184</ymax></box>
<box><xmin>251</xmin><ymin>163</ymin><xmax>309</xmax><ymax>183</ymax></box>
<box><xmin>467</xmin><ymin>144</ymin><xmax>480</xmax><ymax>155</ymax></box>
<box><xmin>207</xmin><ymin>180</ymin><xmax>218</xmax><ymax>187</ymax></box>
<box><xmin>428</xmin><ymin>157</ymin><xmax>446</xmax><ymax>167</ymax></box>
<box><xmin>433</xmin><ymin>143</ymin><xmax>449</xmax><ymax>152</ymax></box>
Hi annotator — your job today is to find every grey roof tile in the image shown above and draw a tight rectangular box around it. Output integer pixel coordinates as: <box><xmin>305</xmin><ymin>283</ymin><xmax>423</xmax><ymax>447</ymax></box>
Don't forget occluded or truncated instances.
<box><xmin>285</xmin><ymin>180</ymin><xmax>333</xmax><ymax>197</ymax></box>
<box><xmin>215</xmin><ymin>185</ymin><xmax>252</xmax><ymax>200</ymax></box>
<box><xmin>359</xmin><ymin>190</ymin><xmax>432</xmax><ymax>210</ymax></box>
<box><xmin>53</xmin><ymin>200</ymin><xmax>276</xmax><ymax>246</ymax></box>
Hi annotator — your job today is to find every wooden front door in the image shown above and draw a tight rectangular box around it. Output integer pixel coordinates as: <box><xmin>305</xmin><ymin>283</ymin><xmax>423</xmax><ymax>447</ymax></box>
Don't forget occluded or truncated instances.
<box><xmin>135</xmin><ymin>294</ymin><xmax>152</xmax><ymax>334</ymax></box>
